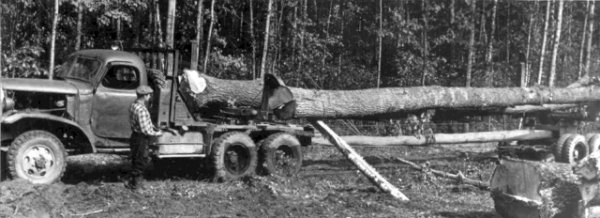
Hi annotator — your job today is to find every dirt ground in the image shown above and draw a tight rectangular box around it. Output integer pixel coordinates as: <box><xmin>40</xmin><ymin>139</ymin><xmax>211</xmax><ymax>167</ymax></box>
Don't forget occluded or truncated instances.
<box><xmin>0</xmin><ymin>143</ymin><xmax>502</xmax><ymax>218</ymax></box>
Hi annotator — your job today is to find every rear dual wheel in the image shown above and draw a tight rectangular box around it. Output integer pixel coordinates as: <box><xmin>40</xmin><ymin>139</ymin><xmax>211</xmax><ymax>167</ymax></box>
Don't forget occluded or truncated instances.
<box><xmin>259</xmin><ymin>133</ymin><xmax>303</xmax><ymax>177</ymax></box>
<box><xmin>554</xmin><ymin>134</ymin><xmax>588</xmax><ymax>164</ymax></box>
<box><xmin>210</xmin><ymin>132</ymin><xmax>257</xmax><ymax>182</ymax></box>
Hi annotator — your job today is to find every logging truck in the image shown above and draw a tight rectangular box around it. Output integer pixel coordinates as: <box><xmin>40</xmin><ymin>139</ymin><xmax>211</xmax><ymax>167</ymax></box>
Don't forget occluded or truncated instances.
<box><xmin>0</xmin><ymin>48</ymin><xmax>313</xmax><ymax>184</ymax></box>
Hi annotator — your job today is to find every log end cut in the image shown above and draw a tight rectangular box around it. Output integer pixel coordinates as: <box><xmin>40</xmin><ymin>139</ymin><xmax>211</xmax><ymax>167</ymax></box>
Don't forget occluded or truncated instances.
<box><xmin>490</xmin><ymin>158</ymin><xmax>582</xmax><ymax>218</ymax></box>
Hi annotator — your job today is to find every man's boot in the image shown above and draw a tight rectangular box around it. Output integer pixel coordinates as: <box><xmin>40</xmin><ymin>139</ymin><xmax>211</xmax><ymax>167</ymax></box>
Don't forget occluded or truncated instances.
<box><xmin>125</xmin><ymin>175</ymin><xmax>138</xmax><ymax>190</ymax></box>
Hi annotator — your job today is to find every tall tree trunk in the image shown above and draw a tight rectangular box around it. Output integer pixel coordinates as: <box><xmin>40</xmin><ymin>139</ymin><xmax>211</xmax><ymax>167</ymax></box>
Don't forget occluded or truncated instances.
<box><xmin>377</xmin><ymin>0</ymin><xmax>383</xmax><ymax>88</ymax></box>
<box><xmin>450</xmin><ymin>0</ymin><xmax>456</xmax><ymax>67</ymax></box>
<box><xmin>260</xmin><ymin>0</ymin><xmax>274</xmax><ymax>79</ymax></box>
<box><xmin>537</xmin><ymin>0</ymin><xmax>552</xmax><ymax>85</ymax></box>
<box><xmin>421</xmin><ymin>0</ymin><xmax>429</xmax><ymax>86</ymax></box>
<box><xmin>525</xmin><ymin>2</ymin><xmax>538</xmax><ymax>86</ymax></box>
<box><xmin>166</xmin><ymin>0</ymin><xmax>176</xmax><ymax>76</ymax></box>
<box><xmin>338</xmin><ymin>0</ymin><xmax>345</xmax><ymax>86</ymax></box>
<box><xmin>585</xmin><ymin>1</ymin><xmax>595</xmax><ymax>77</ymax></box>
<box><xmin>192</xmin><ymin>0</ymin><xmax>205</xmax><ymax>70</ymax></box>
<box><xmin>322</xmin><ymin>0</ymin><xmax>333</xmax><ymax>69</ymax></box>
<box><xmin>116</xmin><ymin>17</ymin><xmax>122</xmax><ymax>42</ymax></box>
<box><xmin>578</xmin><ymin>0</ymin><xmax>590</xmax><ymax>78</ymax></box>
<box><xmin>75</xmin><ymin>2</ymin><xmax>83</xmax><ymax>51</ymax></box>
<box><xmin>249</xmin><ymin>0</ymin><xmax>256</xmax><ymax>79</ymax></box>
<box><xmin>0</xmin><ymin>0</ymin><xmax>2</xmax><ymax>74</ymax></box>
<box><xmin>485</xmin><ymin>0</ymin><xmax>498</xmax><ymax>87</ymax></box>
<box><xmin>154</xmin><ymin>0</ymin><xmax>164</xmax><ymax>46</ymax></box>
<box><xmin>49</xmin><ymin>0</ymin><xmax>59</xmax><ymax>80</ymax></box>
<box><xmin>203</xmin><ymin>0</ymin><xmax>216</xmax><ymax>74</ymax></box>
<box><xmin>505</xmin><ymin>1</ymin><xmax>510</xmax><ymax>63</ymax></box>
<box><xmin>466</xmin><ymin>0</ymin><xmax>476</xmax><ymax>87</ymax></box>
<box><xmin>548</xmin><ymin>0</ymin><xmax>564</xmax><ymax>87</ymax></box>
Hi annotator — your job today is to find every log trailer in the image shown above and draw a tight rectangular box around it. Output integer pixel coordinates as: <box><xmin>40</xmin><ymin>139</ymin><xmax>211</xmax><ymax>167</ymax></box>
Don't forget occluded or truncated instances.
<box><xmin>0</xmin><ymin>48</ymin><xmax>313</xmax><ymax>184</ymax></box>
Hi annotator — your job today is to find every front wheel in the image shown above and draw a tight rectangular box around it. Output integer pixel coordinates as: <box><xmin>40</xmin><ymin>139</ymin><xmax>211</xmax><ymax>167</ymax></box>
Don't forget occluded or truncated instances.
<box><xmin>8</xmin><ymin>130</ymin><xmax>67</xmax><ymax>184</ymax></box>
<box><xmin>210</xmin><ymin>132</ymin><xmax>257</xmax><ymax>182</ymax></box>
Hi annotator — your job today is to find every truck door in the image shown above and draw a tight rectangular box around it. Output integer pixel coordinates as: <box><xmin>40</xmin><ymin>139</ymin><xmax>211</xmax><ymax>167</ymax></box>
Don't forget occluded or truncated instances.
<box><xmin>91</xmin><ymin>63</ymin><xmax>140</xmax><ymax>139</ymax></box>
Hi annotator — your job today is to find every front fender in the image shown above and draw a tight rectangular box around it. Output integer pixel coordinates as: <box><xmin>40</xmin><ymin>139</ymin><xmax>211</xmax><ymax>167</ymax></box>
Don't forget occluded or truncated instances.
<box><xmin>1</xmin><ymin>112</ymin><xmax>96</xmax><ymax>153</ymax></box>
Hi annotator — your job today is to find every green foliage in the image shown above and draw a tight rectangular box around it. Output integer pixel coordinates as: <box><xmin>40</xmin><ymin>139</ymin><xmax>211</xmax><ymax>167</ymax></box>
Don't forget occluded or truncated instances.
<box><xmin>1</xmin><ymin>46</ymin><xmax>47</xmax><ymax>78</ymax></box>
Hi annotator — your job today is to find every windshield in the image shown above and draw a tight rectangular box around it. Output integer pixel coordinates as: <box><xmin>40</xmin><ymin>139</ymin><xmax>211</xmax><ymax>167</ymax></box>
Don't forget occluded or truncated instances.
<box><xmin>56</xmin><ymin>56</ymin><xmax>101</xmax><ymax>82</ymax></box>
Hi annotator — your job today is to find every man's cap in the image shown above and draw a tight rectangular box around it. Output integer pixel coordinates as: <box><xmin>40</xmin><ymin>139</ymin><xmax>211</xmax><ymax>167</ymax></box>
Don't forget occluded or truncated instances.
<box><xmin>136</xmin><ymin>85</ymin><xmax>154</xmax><ymax>95</ymax></box>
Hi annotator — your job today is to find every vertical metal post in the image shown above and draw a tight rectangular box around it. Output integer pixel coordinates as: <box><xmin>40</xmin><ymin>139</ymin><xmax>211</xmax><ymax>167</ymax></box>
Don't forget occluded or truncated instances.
<box><xmin>191</xmin><ymin>40</ymin><xmax>199</xmax><ymax>70</ymax></box>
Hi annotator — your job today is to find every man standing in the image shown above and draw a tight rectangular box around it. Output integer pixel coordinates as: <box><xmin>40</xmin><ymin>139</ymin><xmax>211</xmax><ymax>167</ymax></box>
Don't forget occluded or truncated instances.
<box><xmin>126</xmin><ymin>85</ymin><xmax>162</xmax><ymax>190</ymax></box>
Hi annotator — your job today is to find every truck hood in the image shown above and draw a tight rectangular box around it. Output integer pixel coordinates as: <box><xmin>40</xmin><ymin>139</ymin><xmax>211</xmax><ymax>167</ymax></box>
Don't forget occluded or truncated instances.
<box><xmin>1</xmin><ymin>78</ymin><xmax>92</xmax><ymax>95</ymax></box>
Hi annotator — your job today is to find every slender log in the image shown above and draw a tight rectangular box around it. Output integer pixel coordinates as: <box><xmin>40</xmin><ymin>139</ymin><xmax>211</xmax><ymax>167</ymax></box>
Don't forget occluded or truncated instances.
<box><xmin>311</xmin><ymin>120</ymin><xmax>409</xmax><ymax>201</ymax></box>
<box><xmin>312</xmin><ymin>130</ymin><xmax>553</xmax><ymax>147</ymax></box>
<box><xmin>394</xmin><ymin>157</ymin><xmax>488</xmax><ymax>189</ymax></box>
<box><xmin>179</xmin><ymin>73</ymin><xmax>600</xmax><ymax>119</ymax></box>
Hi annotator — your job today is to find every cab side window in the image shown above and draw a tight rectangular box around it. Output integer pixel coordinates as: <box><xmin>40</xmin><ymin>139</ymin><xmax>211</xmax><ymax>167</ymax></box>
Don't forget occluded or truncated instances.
<box><xmin>102</xmin><ymin>65</ymin><xmax>139</xmax><ymax>90</ymax></box>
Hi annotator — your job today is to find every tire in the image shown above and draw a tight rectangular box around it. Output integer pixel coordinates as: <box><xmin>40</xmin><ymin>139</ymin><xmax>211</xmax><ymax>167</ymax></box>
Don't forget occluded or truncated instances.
<box><xmin>554</xmin><ymin>134</ymin><xmax>573</xmax><ymax>162</ymax></box>
<box><xmin>8</xmin><ymin>130</ymin><xmax>67</xmax><ymax>184</ymax></box>
<box><xmin>259</xmin><ymin>133</ymin><xmax>303</xmax><ymax>177</ymax></box>
<box><xmin>587</xmin><ymin>134</ymin><xmax>600</xmax><ymax>154</ymax></box>
<box><xmin>561</xmin><ymin>134</ymin><xmax>589</xmax><ymax>164</ymax></box>
<box><xmin>211</xmin><ymin>132</ymin><xmax>257</xmax><ymax>182</ymax></box>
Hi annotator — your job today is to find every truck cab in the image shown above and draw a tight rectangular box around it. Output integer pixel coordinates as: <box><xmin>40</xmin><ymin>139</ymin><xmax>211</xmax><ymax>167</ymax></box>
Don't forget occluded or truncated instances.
<box><xmin>0</xmin><ymin>49</ymin><xmax>313</xmax><ymax>184</ymax></box>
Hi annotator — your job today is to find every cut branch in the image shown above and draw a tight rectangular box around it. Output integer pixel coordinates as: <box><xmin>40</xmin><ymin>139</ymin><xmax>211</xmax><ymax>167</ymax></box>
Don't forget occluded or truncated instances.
<box><xmin>394</xmin><ymin>157</ymin><xmax>488</xmax><ymax>189</ymax></box>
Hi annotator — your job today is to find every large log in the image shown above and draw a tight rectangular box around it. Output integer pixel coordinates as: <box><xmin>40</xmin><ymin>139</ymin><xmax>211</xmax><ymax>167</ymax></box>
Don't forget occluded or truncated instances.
<box><xmin>179</xmin><ymin>72</ymin><xmax>600</xmax><ymax>119</ymax></box>
<box><xmin>311</xmin><ymin>120</ymin><xmax>409</xmax><ymax>201</ymax></box>
<box><xmin>312</xmin><ymin>129</ymin><xmax>553</xmax><ymax>147</ymax></box>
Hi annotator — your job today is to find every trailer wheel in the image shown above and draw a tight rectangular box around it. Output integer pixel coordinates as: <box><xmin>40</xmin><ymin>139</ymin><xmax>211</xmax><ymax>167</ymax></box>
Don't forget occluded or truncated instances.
<box><xmin>587</xmin><ymin>134</ymin><xmax>600</xmax><ymax>154</ymax></box>
<box><xmin>8</xmin><ymin>130</ymin><xmax>67</xmax><ymax>184</ymax></box>
<box><xmin>259</xmin><ymin>133</ymin><xmax>302</xmax><ymax>177</ymax></box>
<box><xmin>211</xmin><ymin>132</ymin><xmax>257</xmax><ymax>181</ymax></box>
<box><xmin>561</xmin><ymin>134</ymin><xmax>588</xmax><ymax>164</ymax></box>
<box><xmin>554</xmin><ymin>134</ymin><xmax>574</xmax><ymax>162</ymax></box>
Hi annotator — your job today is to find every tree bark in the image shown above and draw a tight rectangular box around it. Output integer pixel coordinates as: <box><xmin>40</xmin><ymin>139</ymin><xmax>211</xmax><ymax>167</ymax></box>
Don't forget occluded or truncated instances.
<box><xmin>490</xmin><ymin>158</ymin><xmax>582</xmax><ymax>218</ymax></box>
<box><xmin>466</xmin><ymin>0</ymin><xmax>476</xmax><ymax>87</ymax></box>
<box><xmin>75</xmin><ymin>1</ymin><xmax>83</xmax><ymax>51</ymax></box>
<box><xmin>548</xmin><ymin>0</ymin><xmax>564</xmax><ymax>87</ymax></box>
<box><xmin>578</xmin><ymin>0</ymin><xmax>590</xmax><ymax>79</ymax></box>
<box><xmin>312</xmin><ymin>130</ymin><xmax>553</xmax><ymax>147</ymax></box>
<box><xmin>191</xmin><ymin>0</ymin><xmax>205</xmax><ymax>71</ymax></box>
<box><xmin>179</xmin><ymin>73</ymin><xmax>600</xmax><ymax>119</ymax></box>
<box><xmin>485</xmin><ymin>0</ymin><xmax>497</xmax><ymax>87</ymax></box>
<box><xmin>203</xmin><ymin>0</ymin><xmax>216</xmax><ymax>75</ymax></box>
<box><xmin>537</xmin><ymin>0</ymin><xmax>552</xmax><ymax>85</ymax></box>
<box><xmin>260</xmin><ymin>0</ymin><xmax>274</xmax><ymax>80</ymax></box>
<box><xmin>585</xmin><ymin>1</ymin><xmax>596</xmax><ymax>77</ymax></box>
<box><xmin>49</xmin><ymin>0</ymin><xmax>59</xmax><ymax>80</ymax></box>
<box><xmin>311</xmin><ymin>120</ymin><xmax>410</xmax><ymax>201</ymax></box>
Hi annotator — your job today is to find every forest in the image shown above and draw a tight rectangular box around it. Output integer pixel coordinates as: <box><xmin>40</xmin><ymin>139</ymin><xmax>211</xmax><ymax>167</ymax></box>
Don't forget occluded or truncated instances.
<box><xmin>1</xmin><ymin>0</ymin><xmax>597</xmax><ymax>91</ymax></box>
